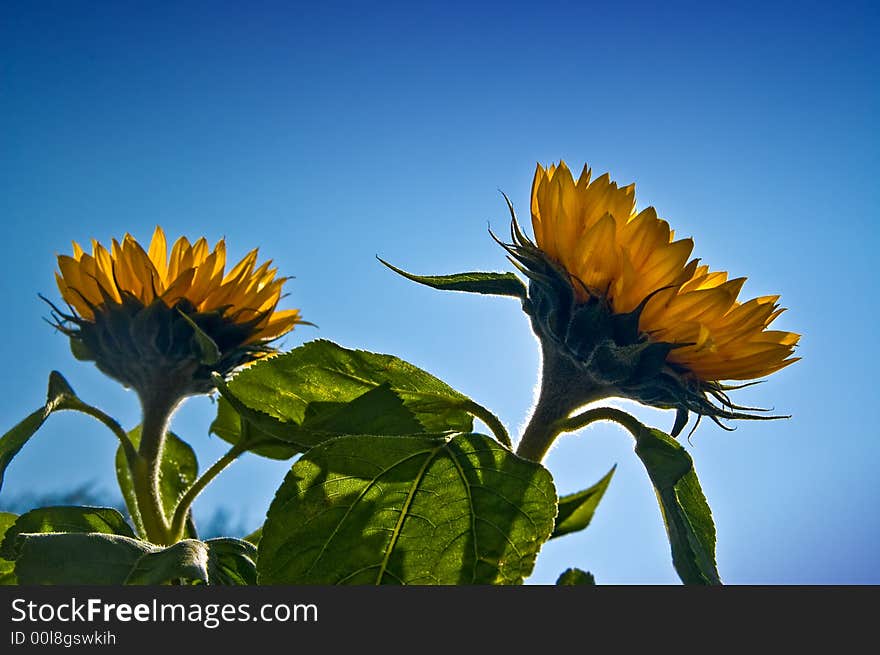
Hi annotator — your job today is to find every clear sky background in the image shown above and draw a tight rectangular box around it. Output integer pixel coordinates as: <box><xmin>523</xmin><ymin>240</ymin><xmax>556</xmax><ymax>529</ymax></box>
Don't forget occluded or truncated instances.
<box><xmin>1</xmin><ymin>1</ymin><xmax>877</xmax><ymax>584</ymax></box>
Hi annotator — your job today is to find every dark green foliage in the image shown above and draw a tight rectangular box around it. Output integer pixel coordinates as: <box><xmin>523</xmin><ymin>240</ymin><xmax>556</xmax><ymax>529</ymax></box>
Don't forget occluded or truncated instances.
<box><xmin>258</xmin><ymin>432</ymin><xmax>556</xmax><ymax>584</ymax></box>
<box><xmin>552</xmin><ymin>466</ymin><xmax>616</xmax><ymax>539</ymax></box>
<box><xmin>556</xmin><ymin>568</ymin><xmax>595</xmax><ymax>585</ymax></box>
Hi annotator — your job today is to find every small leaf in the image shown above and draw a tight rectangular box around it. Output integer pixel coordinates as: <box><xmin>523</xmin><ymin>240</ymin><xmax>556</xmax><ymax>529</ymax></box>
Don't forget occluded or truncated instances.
<box><xmin>556</xmin><ymin>568</ymin><xmax>596</xmax><ymax>585</ymax></box>
<box><xmin>213</xmin><ymin>340</ymin><xmax>478</xmax><ymax>455</ymax></box>
<box><xmin>0</xmin><ymin>512</ymin><xmax>17</xmax><ymax>585</ymax></box>
<box><xmin>0</xmin><ymin>506</ymin><xmax>135</xmax><ymax>560</ymax></box>
<box><xmin>257</xmin><ymin>432</ymin><xmax>556</xmax><ymax>584</ymax></box>
<box><xmin>125</xmin><ymin>539</ymin><xmax>209</xmax><ymax>585</ymax></box>
<box><xmin>243</xmin><ymin>526</ymin><xmax>262</xmax><ymax>546</ymax></box>
<box><xmin>205</xmin><ymin>538</ymin><xmax>258</xmax><ymax>585</ymax></box>
<box><xmin>378</xmin><ymin>258</ymin><xmax>528</xmax><ymax>299</ymax></box>
<box><xmin>552</xmin><ymin>465</ymin><xmax>616</xmax><ymax>539</ymax></box>
<box><xmin>14</xmin><ymin>532</ymin><xmax>154</xmax><ymax>584</ymax></box>
<box><xmin>633</xmin><ymin>425</ymin><xmax>721</xmax><ymax>585</ymax></box>
<box><xmin>0</xmin><ymin>371</ymin><xmax>81</xmax><ymax>492</ymax></box>
<box><xmin>115</xmin><ymin>427</ymin><xmax>198</xmax><ymax>538</ymax></box>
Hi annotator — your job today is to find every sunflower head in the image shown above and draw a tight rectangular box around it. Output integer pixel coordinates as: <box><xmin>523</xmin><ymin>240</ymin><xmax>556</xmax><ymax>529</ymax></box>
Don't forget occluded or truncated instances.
<box><xmin>499</xmin><ymin>161</ymin><xmax>800</xmax><ymax>433</ymax></box>
<box><xmin>47</xmin><ymin>227</ymin><xmax>302</xmax><ymax>399</ymax></box>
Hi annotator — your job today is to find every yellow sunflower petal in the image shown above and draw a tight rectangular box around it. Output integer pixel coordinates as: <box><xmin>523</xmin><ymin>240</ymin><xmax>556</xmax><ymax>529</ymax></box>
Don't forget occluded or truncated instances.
<box><xmin>147</xmin><ymin>226</ymin><xmax>168</xmax><ymax>283</ymax></box>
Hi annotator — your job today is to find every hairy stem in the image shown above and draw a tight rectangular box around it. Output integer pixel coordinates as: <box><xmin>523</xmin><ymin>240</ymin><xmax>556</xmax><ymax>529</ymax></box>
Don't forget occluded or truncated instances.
<box><xmin>461</xmin><ymin>400</ymin><xmax>512</xmax><ymax>448</ymax></box>
<box><xmin>516</xmin><ymin>345</ymin><xmax>609</xmax><ymax>462</ymax></box>
<box><xmin>133</xmin><ymin>388</ymin><xmax>183</xmax><ymax>544</ymax></box>
<box><xmin>169</xmin><ymin>443</ymin><xmax>246</xmax><ymax>542</ymax></box>
<box><xmin>553</xmin><ymin>406</ymin><xmax>644</xmax><ymax>440</ymax></box>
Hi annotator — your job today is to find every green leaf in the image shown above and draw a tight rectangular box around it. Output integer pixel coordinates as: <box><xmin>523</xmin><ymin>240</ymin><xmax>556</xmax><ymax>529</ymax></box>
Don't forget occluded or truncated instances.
<box><xmin>303</xmin><ymin>383</ymin><xmax>424</xmax><ymax>435</ymax></box>
<box><xmin>214</xmin><ymin>340</ymin><xmax>481</xmax><ymax>455</ymax></box>
<box><xmin>551</xmin><ymin>465</ymin><xmax>616</xmax><ymax>539</ymax></box>
<box><xmin>243</xmin><ymin>526</ymin><xmax>262</xmax><ymax>546</ymax></box>
<box><xmin>12</xmin><ymin>532</ymin><xmax>256</xmax><ymax>585</ymax></box>
<box><xmin>125</xmin><ymin>538</ymin><xmax>257</xmax><ymax>585</ymax></box>
<box><xmin>633</xmin><ymin>425</ymin><xmax>721</xmax><ymax>585</ymax></box>
<box><xmin>378</xmin><ymin>258</ymin><xmax>528</xmax><ymax>299</ymax></box>
<box><xmin>257</xmin><ymin>432</ymin><xmax>556</xmax><ymax>584</ymax></box>
<box><xmin>205</xmin><ymin>538</ymin><xmax>258</xmax><ymax>585</ymax></box>
<box><xmin>14</xmin><ymin>533</ymin><xmax>154</xmax><ymax>584</ymax></box>
<box><xmin>115</xmin><ymin>427</ymin><xmax>198</xmax><ymax>539</ymax></box>
<box><xmin>556</xmin><ymin>568</ymin><xmax>596</xmax><ymax>585</ymax></box>
<box><xmin>0</xmin><ymin>506</ymin><xmax>135</xmax><ymax>560</ymax></box>
<box><xmin>125</xmin><ymin>539</ymin><xmax>209</xmax><ymax>585</ymax></box>
<box><xmin>210</xmin><ymin>396</ymin><xmax>300</xmax><ymax>460</ymax></box>
<box><xmin>0</xmin><ymin>512</ymin><xmax>17</xmax><ymax>585</ymax></box>
<box><xmin>0</xmin><ymin>371</ymin><xmax>84</xmax><ymax>492</ymax></box>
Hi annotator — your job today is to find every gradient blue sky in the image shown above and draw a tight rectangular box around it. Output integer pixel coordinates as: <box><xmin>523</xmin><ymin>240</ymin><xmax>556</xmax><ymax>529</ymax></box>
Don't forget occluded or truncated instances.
<box><xmin>1</xmin><ymin>1</ymin><xmax>877</xmax><ymax>584</ymax></box>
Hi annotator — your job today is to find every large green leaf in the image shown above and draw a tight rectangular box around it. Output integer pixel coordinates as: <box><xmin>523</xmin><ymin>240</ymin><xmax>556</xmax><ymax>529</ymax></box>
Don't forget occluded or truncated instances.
<box><xmin>633</xmin><ymin>425</ymin><xmax>721</xmax><ymax>585</ymax></box>
<box><xmin>551</xmin><ymin>465</ymin><xmax>616</xmax><ymax>539</ymax></box>
<box><xmin>213</xmin><ymin>340</ymin><xmax>490</xmax><ymax>455</ymax></box>
<box><xmin>0</xmin><ymin>512</ymin><xmax>17</xmax><ymax>585</ymax></box>
<box><xmin>115</xmin><ymin>427</ymin><xmax>198</xmax><ymax>538</ymax></box>
<box><xmin>12</xmin><ymin>532</ymin><xmax>256</xmax><ymax>585</ymax></box>
<box><xmin>14</xmin><ymin>533</ymin><xmax>154</xmax><ymax>584</ymax></box>
<box><xmin>378</xmin><ymin>259</ymin><xmax>528</xmax><ymax>299</ymax></box>
<box><xmin>0</xmin><ymin>506</ymin><xmax>135</xmax><ymax>560</ymax></box>
<box><xmin>257</xmin><ymin>432</ymin><xmax>556</xmax><ymax>584</ymax></box>
<box><xmin>0</xmin><ymin>372</ymin><xmax>85</xmax><ymax>492</ymax></box>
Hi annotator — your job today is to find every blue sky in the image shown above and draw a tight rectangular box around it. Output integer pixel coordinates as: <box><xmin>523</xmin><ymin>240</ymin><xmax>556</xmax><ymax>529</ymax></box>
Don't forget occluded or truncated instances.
<box><xmin>1</xmin><ymin>1</ymin><xmax>877</xmax><ymax>584</ymax></box>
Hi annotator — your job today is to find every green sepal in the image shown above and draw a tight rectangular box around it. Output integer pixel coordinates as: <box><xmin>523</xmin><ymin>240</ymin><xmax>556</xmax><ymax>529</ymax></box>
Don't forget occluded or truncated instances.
<box><xmin>671</xmin><ymin>408</ymin><xmax>690</xmax><ymax>438</ymax></box>
<box><xmin>556</xmin><ymin>568</ymin><xmax>596</xmax><ymax>585</ymax></box>
<box><xmin>69</xmin><ymin>336</ymin><xmax>94</xmax><ymax>361</ymax></box>
<box><xmin>551</xmin><ymin>465</ymin><xmax>615</xmax><ymax>539</ymax></box>
<box><xmin>177</xmin><ymin>308</ymin><xmax>222</xmax><ymax>365</ymax></box>
<box><xmin>378</xmin><ymin>258</ymin><xmax>527</xmax><ymax>299</ymax></box>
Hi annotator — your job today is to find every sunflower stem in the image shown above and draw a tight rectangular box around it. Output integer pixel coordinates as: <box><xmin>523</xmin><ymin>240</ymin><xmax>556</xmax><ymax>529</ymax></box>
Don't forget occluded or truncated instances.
<box><xmin>516</xmin><ymin>397</ymin><xmax>570</xmax><ymax>462</ymax></box>
<box><xmin>516</xmin><ymin>346</ymin><xmax>609</xmax><ymax>462</ymax></box>
<box><xmin>169</xmin><ymin>443</ymin><xmax>247</xmax><ymax>543</ymax></box>
<box><xmin>133</xmin><ymin>387</ymin><xmax>184</xmax><ymax>545</ymax></box>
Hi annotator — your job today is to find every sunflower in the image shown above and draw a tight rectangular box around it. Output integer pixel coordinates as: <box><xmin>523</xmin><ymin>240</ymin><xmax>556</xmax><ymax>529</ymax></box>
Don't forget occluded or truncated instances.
<box><xmin>502</xmin><ymin>161</ymin><xmax>799</xmax><ymax>432</ymax></box>
<box><xmin>47</xmin><ymin>226</ymin><xmax>302</xmax><ymax>399</ymax></box>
